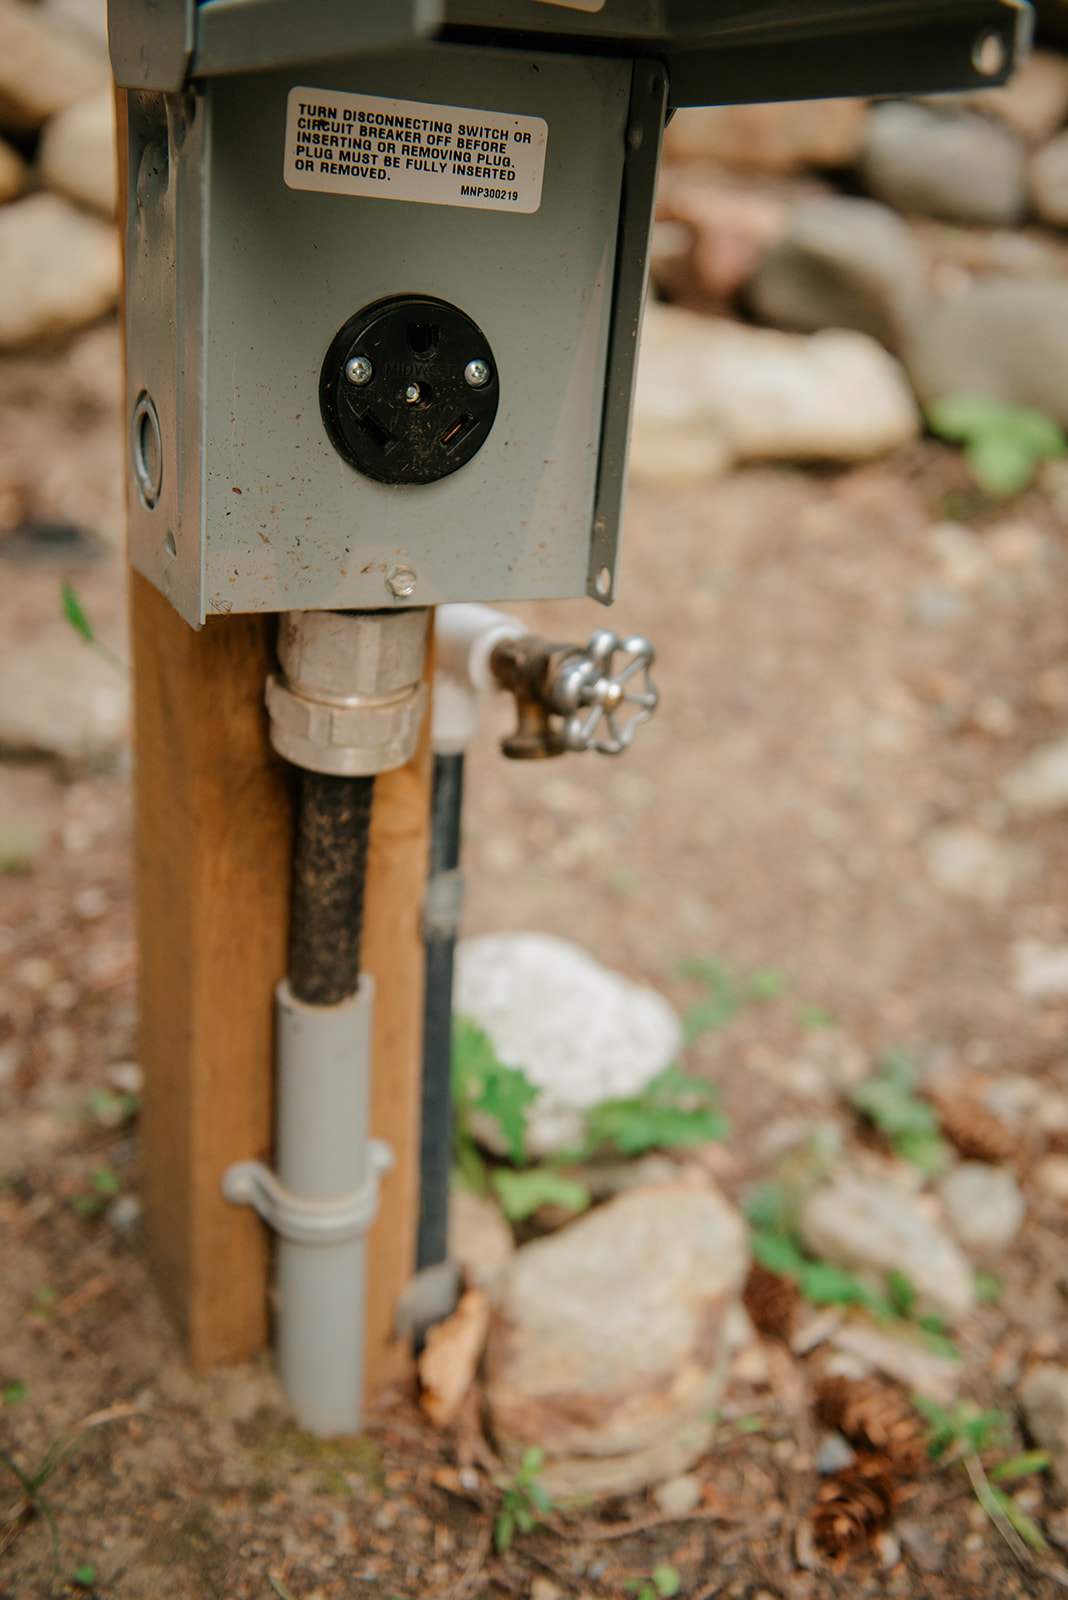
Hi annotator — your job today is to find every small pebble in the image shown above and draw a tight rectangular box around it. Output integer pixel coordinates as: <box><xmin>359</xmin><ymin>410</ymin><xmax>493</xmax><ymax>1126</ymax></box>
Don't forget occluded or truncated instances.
<box><xmin>653</xmin><ymin>1473</ymin><xmax>702</xmax><ymax>1518</ymax></box>
<box><xmin>106</xmin><ymin>1194</ymin><xmax>142</xmax><ymax>1234</ymax></box>
<box><xmin>817</xmin><ymin>1432</ymin><xmax>856</xmax><ymax>1475</ymax></box>
<box><xmin>107</xmin><ymin>1061</ymin><xmax>143</xmax><ymax>1097</ymax></box>
<box><xmin>1035</xmin><ymin>1155</ymin><xmax>1068</xmax><ymax>1203</ymax></box>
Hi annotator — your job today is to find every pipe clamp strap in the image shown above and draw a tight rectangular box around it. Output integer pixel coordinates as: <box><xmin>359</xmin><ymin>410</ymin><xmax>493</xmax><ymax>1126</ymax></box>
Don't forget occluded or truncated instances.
<box><xmin>222</xmin><ymin>1143</ymin><xmax>393</xmax><ymax>1244</ymax></box>
<box><xmin>422</xmin><ymin>866</ymin><xmax>465</xmax><ymax>939</ymax></box>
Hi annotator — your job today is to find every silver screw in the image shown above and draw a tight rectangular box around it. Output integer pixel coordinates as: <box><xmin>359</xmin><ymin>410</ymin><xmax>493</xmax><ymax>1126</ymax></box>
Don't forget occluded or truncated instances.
<box><xmin>405</xmin><ymin>383</ymin><xmax>422</xmax><ymax>405</ymax></box>
<box><xmin>464</xmin><ymin>359</ymin><xmax>491</xmax><ymax>389</ymax></box>
<box><xmin>344</xmin><ymin>355</ymin><xmax>373</xmax><ymax>386</ymax></box>
<box><xmin>386</xmin><ymin>565</ymin><xmax>417</xmax><ymax>599</ymax></box>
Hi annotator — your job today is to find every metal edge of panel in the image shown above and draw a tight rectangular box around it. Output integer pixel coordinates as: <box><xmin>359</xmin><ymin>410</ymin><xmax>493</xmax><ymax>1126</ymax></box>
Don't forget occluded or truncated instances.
<box><xmin>665</xmin><ymin>0</ymin><xmax>1032</xmax><ymax>107</ymax></box>
<box><xmin>109</xmin><ymin>0</ymin><xmax>196</xmax><ymax>92</ymax></box>
<box><xmin>192</xmin><ymin>0</ymin><xmax>445</xmax><ymax>79</ymax></box>
<box><xmin>586</xmin><ymin>59</ymin><xmax>666</xmax><ymax>607</ymax></box>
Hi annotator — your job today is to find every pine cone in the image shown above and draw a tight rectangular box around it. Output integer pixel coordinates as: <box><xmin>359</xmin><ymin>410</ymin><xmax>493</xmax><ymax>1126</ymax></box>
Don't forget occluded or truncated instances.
<box><xmin>744</xmin><ymin>1262</ymin><xmax>800</xmax><ymax>1344</ymax></box>
<box><xmin>814</xmin><ymin>1375</ymin><xmax>928</xmax><ymax>1478</ymax></box>
<box><xmin>929</xmin><ymin>1089</ymin><xmax>1015</xmax><ymax>1164</ymax></box>
<box><xmin>811</xmin><ymin>1455</ymin><xmax>898</xmax><ymax>1556</ymax></box>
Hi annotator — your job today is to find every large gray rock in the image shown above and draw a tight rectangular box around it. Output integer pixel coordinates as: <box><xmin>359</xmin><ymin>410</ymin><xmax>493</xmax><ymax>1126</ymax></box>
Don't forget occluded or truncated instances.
<box><xmin>800</xmin><ymin>1170</ymin><xmax>975</xmax><ymax>1322</ymax></box>
<box><xmin>448</xmin><ymin>1185</ymin><xmax>515</xmax><ymax>1294</ymax></box>
<box><xmin>455</xmin><ymin>934</ymin><xmax>682</xmax><ymax>1158</ymax></box>
<box><xmin>0</xmin><ymin>0</ymin><xmax>107</xmax><ymax>132</ymax></box>
<box><xmin>929</xmin><ymin>51</ymin><xmax>1068</xmax><ymax>145</ymax></box>
<box><xmin>485</xmin><ymin>1185</ymin><xmax>748</xmax><ymax>1498</ymax></box>
<box><xmin>906</xmin><ymin>281</ymin><xmax>1068</xmax><ymax>431</ymax></box>
<box><xmin>938</xmin><ymin>1163</ymin><xmax>1025</xmax><ymax>1257</ymax></box>
<box><xmin>632</xmin><ymin>304</ymin><xmax>919</xmax><ymax>484</ymax></box>
<box><xmin>746</xmin><ymin>196</ymin><xmax>926</xmax><ymax>351</ymax></box>
<box><xmin>0</xmin><ymin>193</ymin><xmax>119</xmax><ymax>349</ymax></box>
<box><xmin>860</xmin><ymin>103</ymin><xmax>1028</xmax><ymax>227</ymax></box>
<box><xmin>1020</xmin><ymin>1366</ymin><xmax>1068</xmax><ymax>1488</ymax></box>
<box><xmin>39</xmin><ymin>87</ymin><xmax>116</xmax><ymax>217</ymax></box>
<box><xmin>1031</xmin><ymin>130</ymin><xmax>1068</xmax><ymax>229</ymax></box>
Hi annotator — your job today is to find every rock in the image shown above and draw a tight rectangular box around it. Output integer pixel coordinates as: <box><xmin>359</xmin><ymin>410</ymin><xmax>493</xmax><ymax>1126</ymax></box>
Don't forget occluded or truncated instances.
<box><xmin>0</xmin><ymin>0</ymin><xmax>108</xmax><ymax>132</ymax></box>
<box><xmin>449</xmin><ymin>1185</ymin><xmax>515</xmax><ymax>1293</ymax></box>
<box><xmin>906</xmin><ymin>281</ymin><xmax>1068</xmax><ymax>431</ymax></box>
<box><xmin>656</xmin><ymin>179</ymin><xmax>790</xmax><ymax>307</ymax></box>
<box><xmin>485</xmin><ymin>1184</ymin><xmax>748</xmax><ymax>1498</ymax></box>
<box><xmin>652</xmin><ymin>1472</ymin><xmax>702</xmax><ymax>1517</ymax></box>
<box><xmin>39</xmin><ymin>88</ymin><xmax>116</xmax><ymax>216</ymax></box>
<box><xmin>1032</xmin><ymin>130</ymin><xmax>1068</xmax><ymax>229</ymax></box>
<box><xmin>860</xmin><ymin>103</ymin><xmax>1027</xmax><ymax>227</ymax></box>
<box><xmin>106</xmin><ymin>1194</ymin><xmax>143</xmax><ymax>1235</ymax></box>
<box><xmin>1003</xmin><ymin>736</ymin><xmax>1068</xmax><ymax>817</ymax></box>
<box><xmin>632</xmin><ymin>305</ymin><xmax>919</xmax><ymax>485</ymax></box>
<box><xmin>0</xmin><ymin>135</ymin><xmax>24</xmax><ymax>202</ymax></box>
<box><xmin>967</xmin><ymin>51</ymin><xmax>1068</xmax><ymax>145</ymax></box>
<box><xmin>1035</xmin><ymin>1155</ymin><xmax>1068</xmax><ymax>1203</ymax></box>
<box><xmin>923</xmin><ymin>825</ymin><xmax>1025</xmax><ymax>907</ymax></box>
<box><xmin>1013</xmin><ymin>941</ymin><xmax>1068</xmax><ymax>1002</ymax></box>
<box><xmin>746</xmin><ymin>196</ymin><xmax>926</xmax><ymax>351</ymax></box>
<box><xmin>1020</xmin><ymin>1366</ymin><xmax>1068</xmax><ymax>1487</ymax></box>
<box><xmin>419</xmin><ymin>1289</ymin><xmax>491</xmax><ymax>1429</ymax></box>
<box><xmin>0</xmin><ymin>604</ymin><xmax>127</xmax><ymax>768</ymax></box>
<box><xmin>0</xmin><ymin>194</ymin><xmax>119</xmax><ymax>350</ymax></box>
<box><xmin>530</xmin><ymin>1580</ymin><xmax>562</xmax><ymax>1600</ymax></box>
<box><xmin>938</xmin><ymin>1163</ymin><xmax>1025</xmax><ymax>1256</ymax></box>
<box><xmin>800</xmin><ymin>1170</ymin><xmax>975</xmax><ymax>1322</ymax></box>
<box><xmin>455</xmin><ymin>934</ymin><xmax>682</xmax><ymax>1158</ymax></box>
<box><xmin>817</xmin><ymin>1433</ymin><xmax>856</xmax><ymax>1475</ymax></box>
<box><xmin>828</xmin><ymin>1322</ymin><xmax>961</xmax><ymax>1404</ymax></box>
<box><xmin>663</xmin><ymin>99</ymin><xmax>866</xmax><ymax>174</ymax></box>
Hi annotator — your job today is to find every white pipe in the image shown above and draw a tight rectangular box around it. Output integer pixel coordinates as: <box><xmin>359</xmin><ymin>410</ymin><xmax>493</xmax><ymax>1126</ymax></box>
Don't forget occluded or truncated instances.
<box><xmin>432</xmin><ymin>603</ymin><xmax>524</xmax><ymax>755</ymax></box>
<box><xmin>273</xmin><ymin>975</ymin><xmax>386</xmax><ymax>1435</ymax></box>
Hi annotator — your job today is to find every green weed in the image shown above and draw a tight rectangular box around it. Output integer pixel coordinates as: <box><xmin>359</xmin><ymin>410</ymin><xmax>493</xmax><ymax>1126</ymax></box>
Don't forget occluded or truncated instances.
<box><xmin>850</xmin><ymin>1052</ymin><xmax>949</xmax><ymax>1174</ymax></box>
<box><xmin>927</xmin><ymin>395</ymin><xmax>1068</xmax><ymax>497</ymax></box>
<box><xmin>494</xmin><ymin>1447</ymin><xmax>553</xmax><ymax>1554</ymax></box>
<box><xmin>626</xmin><ymin>1565</ymin><xmax>681</xmax><ymax>1600</ymax></box>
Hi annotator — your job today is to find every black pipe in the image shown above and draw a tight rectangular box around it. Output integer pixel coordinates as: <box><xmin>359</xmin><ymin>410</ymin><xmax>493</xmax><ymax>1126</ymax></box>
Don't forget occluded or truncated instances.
<box><xmin>416</xmin><ymin>751</ymin><xmax>465</xmax><ymax>1272</ymax></box>
<box><xmin>288</xmin><ymin>770</ymin><xmax>375</xmax><ymax>1006</ymax></box>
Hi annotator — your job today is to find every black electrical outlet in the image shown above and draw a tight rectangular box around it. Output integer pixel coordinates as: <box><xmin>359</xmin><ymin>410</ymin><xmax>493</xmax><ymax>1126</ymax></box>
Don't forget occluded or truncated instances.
<box><xmin>319</xmin><ymin>295</ymin><xmax>500</xmax><ymax>486</ymax></box>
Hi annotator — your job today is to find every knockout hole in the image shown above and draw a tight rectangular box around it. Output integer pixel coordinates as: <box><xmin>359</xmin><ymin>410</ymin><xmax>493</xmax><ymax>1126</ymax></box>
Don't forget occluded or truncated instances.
<box><xmin>131</xmin><ymin>391</ymin><xmax>163</xmax><ymax>510</ymax></box>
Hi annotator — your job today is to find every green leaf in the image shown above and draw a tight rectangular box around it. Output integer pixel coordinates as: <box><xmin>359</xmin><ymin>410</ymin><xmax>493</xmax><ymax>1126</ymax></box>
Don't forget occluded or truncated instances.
<box><xmin>491</xmin><ymin>1167</ymin><xmax>591</xmax><ymax>1222</ymax></box>
<box><xmin>799</xmin><ymin>1005</ymin><xmax>836</xmax><ymax>1030</ymax></box>
<box><xmin>72</xmin><ymin>1565</ymin><xmax>97</xmax><ymax>1589</ymax></box>
<box><xmin>452</xmin><ymin>1018</ymin><xmax>537</xmax><ymax>1164</ymax></box>
<box><xmin>494</xmin><ymin>1509</ymin><xmax>515</xmax><ymax>1553</ymax></box>
<box><xmin>798</xmin><ymin>1259</ymin><xmax>885</xmax><ymax>1313</ymax></box>
<box><xmin>653</xmin><ymin>1566</ymin><xmax>681</xmax><ymax>1598</ymax></box>
<box><xmin>893</xmin><ymin>1130</ymin><xmax>951</xmax><ymax>1175</ymax></box>
<box><xmin>886</xmin><ymin>1270</ymin><xmax>916</xmax><ymax>1319</ymax></box>
<box><xmin>967</xmin><ymin>434</ymin><xmax>1040</xmax><ymax>498</ymax></box>
<box><xmin>751</xmin><ymin>1228</ymin><xmax>807</xmax><ymax>1278</ymax></box>
<box><xmin>993</xmin><ymin>1487</ymin><xmax>1049</xmax><ymax>1552</ymax></box>
<box><xmin>526</xmin><ymin>1481</ymin><xmax>553</xmax><ymax>1515</ymax></box>
<box><xmin>514</xmin><ymin>1505</ymin><xmax>534</xmax><ymax>1534</ymax></box>
<box><xmin>927</xmin><ymin>395</ymin><xmax>1067</xmax><ymax>498</ymax></box>
<box><xmin>519</xmin><ymin>1446</ymin><xmax>544</xmax><ymax>1478</ymax></box>
<box><xmin>991</xmin><ymin>1451</ymin><xmax>1051</xmax><ymax>1484</ymax></box>
<box><xmin>974</xmin><ymin>1270</ymin><xmax>1002</xmax><ymax>1305</ymax></box>
<box><xmin>61</xmin><ymin>582</ymin><xmax>96</xmax><ymax>646</ymax></box>
<box><xmin>743</xmin><ymin>1182</ymin><xmax>792</xmax><ymax>1232</ymax></box>
<box><xmin>2</xmin><ymin>1381</ymin><xmax>26</xmax><ymax>1406</ymax></box>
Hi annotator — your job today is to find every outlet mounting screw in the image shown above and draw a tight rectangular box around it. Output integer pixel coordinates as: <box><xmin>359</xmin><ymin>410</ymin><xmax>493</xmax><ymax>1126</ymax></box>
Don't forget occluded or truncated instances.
<box><xmin>386</xmin><ymin>565</ymin><xmax>418</xmax><ymax>599</ymax></box>
<box><xmin>464</xmin><ymin>359</ymin><xmax>491</xmax><ymax>389</ymax></box>
<box><xmin>344</xmin><ymin>355</ymin><xmax>373</xmax><ymax>386</ymax></box>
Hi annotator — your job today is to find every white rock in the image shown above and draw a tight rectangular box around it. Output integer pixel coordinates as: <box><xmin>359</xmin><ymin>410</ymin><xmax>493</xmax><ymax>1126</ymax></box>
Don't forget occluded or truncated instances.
<box><xmin>652</xmin><ymin>1473</ymin><xmax>702</xmax><ymax>1517</ymax></box>
<box><xmin>39</xmin><ymin>87</ymin><xmax>116</xmax><ymax>216</ymax></box>
<box><xmin>1032</xmin><ymin>130</ymin><xmax>1068</xmax><ymax>229</ymax></box>
<box><xmin>0</xmin><ymin>0</ymin><xmax>108</xmax><ymax>131</ymax></box>
<box><xmin>486</xmin><ymin>1184</ymin><xmax>748</xmax><ymax>1498</ymax></box>
<box><xmin>1012</xmin><ymin>940</ymin><xmax>1068</xmax><ymax>1002</ymax></box>
<box><xmin>455</xmin><ymin>934</ymin><xmax>682</xmax><ymax>1158</ymax></box>
<box><xmin>1020</xmin><ymin>1366</ymin><xmax>1068</xmax><ymax>1487</ymax></box>
<box><xmin>0</xmin><ymin>134</ymin><xmax>24</xmax><ymax>201</ymax></box>
<box><xmin>829</xmin><ymin>1322</ymin><xmax>961</xmax><ymax>1404</ymax></box>
<box><xmin>106</xmin><ymin>1194</ymin><xmax>142</xmax><ymax>1234</ymax></box>
<box><xmin>632</xmin><ymin>304</ymin><xmax>919</xmax><ymax>485</ymax></box>
<box><xmin>938</xmin><ymin>1163</ymin><xmax>1025</xmax><ymax>1256</ymax></box>
<box><xmin>662</xmin><ymin>98</ymin><xmax>866</xmax><ymax>173</ymax></box>
<box><xmin>0</xmin><ymin>193</ymin><xmax>119</xmax><ymax>349</ymax></box>
<box><xmin>1003</xmin><ymin>736</ymin><xmax>1068</xmax><ymax>817</ymax></box>
<box><xmin>800</xmin><ymin>1170</ymin><xmax>975</xmax><ymax>1322</ymax></box>
<box><xmin>448</xmin><ymin>1185</ymin><xmax>515</xmax><ymax>1293</ymax></box>
<box><xmin>923</xmin><ymin>825</ymin><xmax>1024</xmax><ymax>907</ymax></box>
<box><xmin>0</xmin><ymin>603</ymin><xmax>127</xmax><ymax>767</ymax></box>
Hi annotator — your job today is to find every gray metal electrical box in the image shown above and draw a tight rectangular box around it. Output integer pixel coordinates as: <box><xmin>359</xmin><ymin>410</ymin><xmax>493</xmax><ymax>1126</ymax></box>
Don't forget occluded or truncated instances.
<box><xmin>112</xmin><ymin>0</ymin><xmax>1031</xmax><ymax>627</ymax></box>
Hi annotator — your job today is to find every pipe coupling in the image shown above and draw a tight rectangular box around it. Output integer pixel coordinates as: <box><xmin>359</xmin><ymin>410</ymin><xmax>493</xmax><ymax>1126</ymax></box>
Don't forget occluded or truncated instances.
<box><xmin>267</xmin><ymin>608</ymin><xmax>429</xmax><ymax>776</ymax></box>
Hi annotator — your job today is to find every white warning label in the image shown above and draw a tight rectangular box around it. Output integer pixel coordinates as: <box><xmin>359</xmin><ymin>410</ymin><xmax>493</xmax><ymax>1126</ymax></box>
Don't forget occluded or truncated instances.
<box><xmin>284</xmin><ymin>88</ymin><xmax>549</xmax><ymax>214</ymax></box>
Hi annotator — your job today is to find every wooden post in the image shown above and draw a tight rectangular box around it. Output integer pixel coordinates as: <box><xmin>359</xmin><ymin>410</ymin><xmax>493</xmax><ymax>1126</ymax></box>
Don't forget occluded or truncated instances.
<box><xmin>123</xmin><ymin>96</ymin><xmax>430</xmax><ymax>1389</ymax></box>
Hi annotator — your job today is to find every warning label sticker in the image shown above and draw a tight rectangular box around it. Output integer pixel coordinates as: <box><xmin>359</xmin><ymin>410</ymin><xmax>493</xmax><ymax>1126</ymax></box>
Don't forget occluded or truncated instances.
<box><xmin>284</xmin><ymin>88</ymin><xmax>549</xmax><ymax>215</ymax></box>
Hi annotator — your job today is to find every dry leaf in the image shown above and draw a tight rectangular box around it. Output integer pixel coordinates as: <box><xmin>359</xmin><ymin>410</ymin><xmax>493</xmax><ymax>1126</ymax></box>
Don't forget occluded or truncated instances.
<box><xmin>419</xmin><ymin>1289</ymin><xmax>490</xmax><ymax>1429</ymax></box>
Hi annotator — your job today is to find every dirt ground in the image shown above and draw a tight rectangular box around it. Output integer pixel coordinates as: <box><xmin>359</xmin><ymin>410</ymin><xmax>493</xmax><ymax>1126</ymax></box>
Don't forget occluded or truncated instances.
<box><xmin>5</xmin><ymin>331</ymin><xmax>1068</xmax><ymax>1597</ymax></box>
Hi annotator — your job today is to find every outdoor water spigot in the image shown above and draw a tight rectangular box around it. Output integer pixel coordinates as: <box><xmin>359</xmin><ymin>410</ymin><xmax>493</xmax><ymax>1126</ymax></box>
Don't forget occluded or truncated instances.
<box><xmin>490</xmin><ymin>629</ymin><xmax>658</xmax><ymax>760</ymax></box>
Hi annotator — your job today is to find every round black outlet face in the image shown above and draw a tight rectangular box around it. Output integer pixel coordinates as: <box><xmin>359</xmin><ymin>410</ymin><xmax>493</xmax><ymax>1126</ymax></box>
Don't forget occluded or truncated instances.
<box><xmin>320</xmin><ymin>295</ymin><xmax>499</xmax><ymax>486</ymax></box>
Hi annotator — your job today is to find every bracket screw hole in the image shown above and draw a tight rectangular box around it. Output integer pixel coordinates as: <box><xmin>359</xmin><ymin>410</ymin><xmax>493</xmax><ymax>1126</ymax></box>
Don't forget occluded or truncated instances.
<box><xmin>973</xmin><ymin>29</ymin><xmax>1006</xmax><ymax>78</ymax></box>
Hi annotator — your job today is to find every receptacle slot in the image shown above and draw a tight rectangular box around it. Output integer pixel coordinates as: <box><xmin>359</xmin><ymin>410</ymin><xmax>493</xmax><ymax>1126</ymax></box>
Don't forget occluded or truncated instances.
<box><xmin>358</xmin><ymin>410</ymin><xmax>393</xmax><ymax>449</ymax></box>
<box><xmin>440</xmin><ymin>414</ymin><xmax>478</xmax><ymax>453</ymax></box>
<box><xmin>408</xmin><ymin>322</ymin><xmax>440</xmax><ymax>355</ymax></box>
